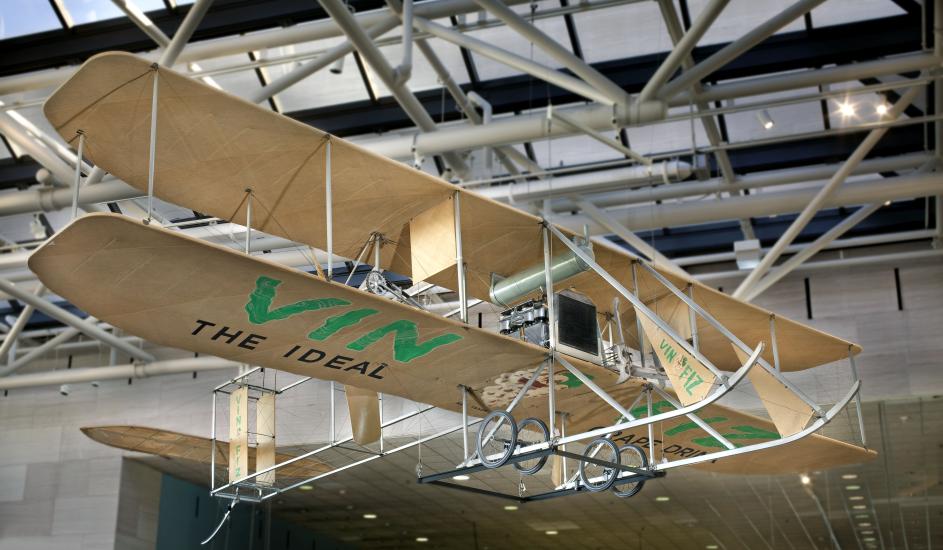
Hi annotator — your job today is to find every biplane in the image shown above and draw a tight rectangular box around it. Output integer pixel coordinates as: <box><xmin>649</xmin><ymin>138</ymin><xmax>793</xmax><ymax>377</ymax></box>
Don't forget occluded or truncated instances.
<box><xmin>31</xmin><ymin>52</ymin><xmax>873</xmax><ymax>506</ymax></box>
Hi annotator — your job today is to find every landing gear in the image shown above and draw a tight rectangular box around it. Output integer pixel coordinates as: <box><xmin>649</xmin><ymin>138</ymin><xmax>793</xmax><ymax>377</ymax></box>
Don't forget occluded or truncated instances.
<box><xmin>513</xmin><ymin>417</ymin><xmax>550</xmax><ymax>475</ymax></box>
<box><xmin>476</xmin><ymin>410</ymin><xmax>518</xmax><ymax>468</ymax></box>
<box><xmin>612</xmin><ymin>444</ymin><xmax>648</xmax><ymax>498</ymax></box>
<box><xmin>579</xmin><ymin>438</ymin><xmax>621</xmax><ymax>492</ymax></box>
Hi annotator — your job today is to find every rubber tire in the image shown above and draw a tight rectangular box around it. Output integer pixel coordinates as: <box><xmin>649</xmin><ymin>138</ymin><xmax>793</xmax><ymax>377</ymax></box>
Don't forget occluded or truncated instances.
<box><xmin>513</xmin><ymin>417</ymin><xmax>550</xmax><ymax>475</ymax></box>
<box><xmin>579</xmin><ymin>438</ymin><xmax>620</xmax><ymax>492</ymax></box>
<box><xmin>476</xmin><ymin>410</ymin><xmax>518</xmax><ymax>469</ymax></box>
<box><xmin>612</xmin><ymin>444</ymin><xmax>648</xmax><ymax>498</ymax></box>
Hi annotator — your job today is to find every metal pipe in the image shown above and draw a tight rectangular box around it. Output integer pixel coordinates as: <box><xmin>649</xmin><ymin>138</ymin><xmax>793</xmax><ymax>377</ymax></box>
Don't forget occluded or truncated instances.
<box><xmin>454</xmin><ymin>193</ymin><xmax>467</xmax><ymax>322</ymax></box>
<box><xmin>639</xmin><ymin>0</ymin><xmax>729</xmax><ymax>101</ymax></box>
<box><xmin>325</xmin><ymin>139</ymin><xmax>333</xmax><ymax>279</ymax></box>
<box><xmin>576</xmin><ymin>200</ymin><xmax>687</xmax><ymax>278</ymax></box>
<box><xmin>556</xmin><ymin>171</ymin><xmax>943</xmax><ymax>235</ymax></box>
<box><xmin>659</xmin><ymin>0</ymin><xmax>827</xmax><ymax>99</ymax></box>
<box><xmin>734</xmin><ymin>84</ymin><xmax>923</xmax><ymax>298</ymax></box>
<box><xmin>396</xmin><ymin>0</ymin><xmax>414</xmax><ymax>85</ymax></box>
<box><xmin>145</xmin><ymin>67</ymin><xmax>159</xmax><ymax>222</ymax></box>
<box><xmin>0</xmin><ymin>279</ymin><xmax>155</xmax><ymax>363</ymax></box>
<box><xmin>471</xmin><ymin>0</ymin><xmax>630</xmax><ymax>105</ymax></box>
<box><xmin>0</xmin><ymin>356</ymin><xmax>238</xmax><ymax>390</ymax></box>
<box><xmin>742</xmin><ymin>203</ymin><xmax>882</xmax><ymax>301</ymax></box>
<box><xmin>70</xmin><ymin>132</ymin><xmax>85</xmax><ymax>220</ymax></box>
<box><xmin>551</xmin><ymin>110</ymin><xmax>651</xmax><ymax>165</ymax></box>
<box><xmin>0</xmin><ymin>285</ymin><xmax>44</xmax><ymax>363</ymax></box>
<box><xmin>318</xmin><ymin>0</ymin><xmax>469</xmax><ymax>177</ymax></box>
<box><xmin>0</xmin><ymin>111</ymin><xmax>77</xmax><ymax>185</ymax></box>
<box><xmin>413</xmin><ymin>17</ymin><xmax>617</xmax><ymax>105</ymax></box>
<box><xmin>476</xmin><ymin>160</ymin><xmax>691</xmax><ymax>203</ymax></box>
<box><xmin>159</xmin><ymin>0</ymin><xmax>215</xmax><ymax>67</ymax></box>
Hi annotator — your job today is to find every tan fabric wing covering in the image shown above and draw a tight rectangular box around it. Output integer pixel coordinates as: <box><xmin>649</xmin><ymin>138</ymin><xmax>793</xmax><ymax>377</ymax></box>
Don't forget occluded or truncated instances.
<box><xmin>346</xmin><ymin>386</ymin><xmax>382</xmax><ymax>445</ymax></box>
<box><xmin>409</xmin><ymin>196</ymin><xmax>457</xmax><ymax>282</ymax></box>
<box><xmin>81</xmin><ymin>425</ymin><xmax>330</xmax><ymax>479</ymax></box>
<box><xmin>732</xmin><ymin>345</ymin><xmax>816</xmax><ymax>437</ymax></box>
<box><xmin>43</xmin><ymin>52</ymin><xmax>858</xmax><ymax>374</ymax></box>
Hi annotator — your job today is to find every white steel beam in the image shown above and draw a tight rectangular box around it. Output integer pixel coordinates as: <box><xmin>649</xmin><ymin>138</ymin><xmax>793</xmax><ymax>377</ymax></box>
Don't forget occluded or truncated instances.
<box><xmin>0</xmin><ymin>279</ymin><xmax>155</xmax><ymax>363</ymax></box>
<box><xmin>413</xmin><ymin>17</ymin><xmax>616</xmax><ymax>105</ymax></box>
<box><xmin>659</xmin><ymin>0</ymin><xmax>827</xmax><ymax>100</ymax></box>
<box><xmin>318</xmin><ymin>0</ymin><xmax>469</xmax><ymax>178</ymax></box>
<box><xmin>159</xmin><ymin>0</ymin><xmax>215</xmax><ymax>67</ymax></box>
<box><xmin>0</xmin><ymin>285</ymin><xmax>45</xmax><ymax>363</ymax></box>
<box><xmin>733</xmin><ymin>84</ymin><xmax>924</xmax><ymax>298</ymax></box>
<box><xmin>0</xmin><ymin>357</ymin><xmax>239</xmax><ymax>390</ymax></box>
<box><xmin>639</xmin><ymin>0</ymin><xmax>728</xmax><ymax>102</ymax></box>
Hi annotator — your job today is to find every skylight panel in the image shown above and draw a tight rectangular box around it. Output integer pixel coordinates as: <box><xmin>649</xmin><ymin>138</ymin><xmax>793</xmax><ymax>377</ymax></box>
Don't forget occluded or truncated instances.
<box><xmin>0</xmin><ymin>0</ymin><xmax>63</xmax><ymax>38</ymax></box>
<box><xmin>464</xmin><ymin>15</ymin><xmax>571</xmax><ymax>80</ymax></box>
<box><xmin>684</xmin><ymin>0</ymin><xmax>804</xmax><ymax>46</ymax></box>
<box><xmin>572</xmin><ymin>2</ymin><xmax>672</xmax><ymax>63</ymax></box>
<box><xmin>810</xmin><ymin>0</ymin><xmax>906</xmax><ymax>26</ymax></box>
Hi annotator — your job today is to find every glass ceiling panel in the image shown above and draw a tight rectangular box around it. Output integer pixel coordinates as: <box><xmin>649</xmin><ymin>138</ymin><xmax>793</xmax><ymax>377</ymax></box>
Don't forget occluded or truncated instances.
<box><xmin>810</xmin><ymin>0</ymin><xmax>905</xmax><ymax>26</ymax></box>
<box><xmin>464</xmin><ymin>14</ymin><xmax>572</xmax><ymax>80</ymax></box>
<box><xmin>63</xmin><ymin>0</ymin><xmax>165</xmax><ymax>25</ymax></box>
<box><xmin>188</xmin><ymin>54</ymin><xmax>265</xmax><ymax>104</ymax></box>
<box><xmin>0</xmin><ymin>0</ymin><xmax>62</xmax><ymax>39</ymax></box>
<box><xmin>684</xmin><ymin>0</ymin><xmax>804</xmax><ymax>47</ymax></box>
<box><xmin>573</xmin><ymin>2</ymin><xmax>673</xmax><ymax>63</ymax></box>
<box><xmin>625</xmin><ymin>110</ymin><xmax>709</xmax><ymax>156</ymax></box>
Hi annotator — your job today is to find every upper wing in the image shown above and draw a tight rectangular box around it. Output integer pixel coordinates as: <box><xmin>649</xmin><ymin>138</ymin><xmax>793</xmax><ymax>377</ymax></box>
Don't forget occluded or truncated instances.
<box><xmin>44</xmin><ymin>51</ymin><xmax>858</xmax><ymax>372</ymax></box>
<box><xmin>81</xmin><ymin>425</ymin><xmax>330</xmax><ymax>479</ymax></box>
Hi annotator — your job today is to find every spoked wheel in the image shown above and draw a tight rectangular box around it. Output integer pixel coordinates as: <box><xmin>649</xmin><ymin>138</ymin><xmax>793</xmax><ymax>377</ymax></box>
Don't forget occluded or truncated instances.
<box><xmin>476</xmin><ymin>410</ymin><xmax>518</xmax><ymax>468</ymax></box>
<box><xmin>579</xmin><ymin>438</ymin><xmax>620</xmax><ymax>492</ymax></box>
<box><xmin>513</xmin><ymin>417</ymin><xmax>550</xmax><ymax>475</ymax></box>
<box><xmin>612</xmin><ymin>444</ymin><xmax>648</xmax><ymax>498</ymax></box>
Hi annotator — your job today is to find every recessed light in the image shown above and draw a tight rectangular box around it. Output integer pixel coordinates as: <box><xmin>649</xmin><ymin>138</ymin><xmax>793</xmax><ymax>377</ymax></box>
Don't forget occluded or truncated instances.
<box><xmin>545</xmin><ymin>530</ymin><xmax>558</xmax><ymax>536</ymax></box>
<box><xmin>299</xmin><ymin>485</ymin><xmax>313</xmax><ymax>491</ymax></box>
<box><xmin>655</xmin><ymin>496</ymin><xmax>670</xmax><ymax>502</ymax></box>
<box><xmin>416</xmin><ymin>537</ymin><xmax>429</xmax><ymax>543</ymax></box>
<box><xmin>706</xmin><ymin>546</ymin><xmax>719</xmax><ymax>549</ymax></box>
<box><xmin>842</xmin><ymin>474</ymin><xmax>858</xmax><ymax>480</ymax></box>
<box><xmin>863</xmin><ymin>537</ymin><xmax>876</xmax><ymax>542</ymax></box>
<box><xmin>363</xmin><ymin>513</ymin><xmax>377</xmax><ymax>519</ymax></box>
<box><xmin>859</xmin><ymin>522</ymin><xmax>872</xmax><ymax>528</ymax></box>
<box><xmin>861</xmin><ymin>530</ymin><xmax>874</xmax><ymax>535</ymax></box>
<box><xmin>849</xmin><ymin>496</ymin><xmax>864</xmax><ymax>501</ymax></box>
<box><xmin>503</xmin><ymin>505</ymin><xmax>518</xmax><ymax>511</ymax></box>
<box><xmin>838</xmin><ymin>101</ymin><xmax>856</xmax><ymax>117</ymax></box>
<box><xmin>855</xmin><ymin>514</ymin><xmax>869</xmax><ymax>519</ymax></box>
<box><xmin>453</xmin><ymin>475</ymin><xmax>470</xmax><ymax>481</ymax></box>
<box><xmin>800</xmin><ymin>474</ymin><xmax>811</xmax><ymax>485</ymax></box>
<box><xmin>853</xmin><ymin>505</ymin><xmax>867</xmax><ymax>510</ymax></box>
<box><xmin>875</xmin><ymin>103</ymin><xmax>889</xmax><ymax>116</ymax></box>
<box><xmin>845</xmin><ymin>485</ymin><xmax>860</xmax><ymax>490</ymax></box>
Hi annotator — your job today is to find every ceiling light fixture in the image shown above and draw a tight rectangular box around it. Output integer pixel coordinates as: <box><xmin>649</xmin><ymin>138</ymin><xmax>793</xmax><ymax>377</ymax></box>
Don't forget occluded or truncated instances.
<box><xmin>800</xmin><ymin>474</ymin><xmax>812</xmax><ymax>485</ymax></box>
<box><xmin>299</xmin><ymin>485</ymin><xmax>313</xmax><ymax>491</ymax></box>
<box><xmin>853</xmin><ymin>505</ymin><xmax>867</xmax><ymax>510</ymax></box>
<box><xmin>849</xmin><ymin>496</ymin><xmax>864</xmax><ymax>501</ymax></box>
<box><xmin>655</xmin><ymin>496</ymin><xmax>670</xmax><ymax>502</ymax></box>
<box><xmin>859</xmin><ymin>522</ymin><xmax>872</xmax><ymax>528</ymax></box>
<box><xmin>503</xmin><ymin>505</ymin><xmax>518</xmax><ymax>511</ymax></box>
<box><xmin>330</xmin><ymin>56</ymin><xmax>345</xmax><ymax>75</ymax></box>
<box><xmin>453</xmin><ymin>475</ymin><xmax>470</xmax><ymax>481</ymax></box>
<box><xmin>841</xmin><ymin>474</ymin><xmax>858</xmax><ymax>480</ymax></box>
<box><xmin>875</xmin><ymin>102</ymin><xmax>889</xmax><ymax>116</ymax></box>
<box><xmin>706</xmin><ymin>546</ymin><xmax>719</xmax><ymax>549</ymax></box>
<box><xmin>756</xmin><ymin>109</ymin><xmax>775</xmax><ymax>130</ymax></box>
<box><xmin>416</xmin><ymin>537</ymin><xmax>429</xmax><ymax>543</ymax></box>
<box><xmin>838</xmin><ymin>101</ymin><xmax>856</xmax><ymax>117</ymax></box>
<box><xmin>845</xmin><ymin>485</ymin><xmax>860</xmax><ymax>491</ymax></box>
<box><xmin>545</xmin><ymin>530</ymin><xmax>558</xmax><ymax>536</ymax></box>
<box><xmin>363</xmin><ymin>513</ymin><xmax>377</xmax><ymax>519</ymax></box>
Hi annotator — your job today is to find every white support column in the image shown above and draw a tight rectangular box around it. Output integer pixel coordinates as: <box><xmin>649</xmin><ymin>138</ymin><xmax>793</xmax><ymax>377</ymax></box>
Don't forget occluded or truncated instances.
<box><xmin>70</xmin><ymin>131</ymin><xmax>85</xmax><ymax>220</ymax></box>
<box><xmin>0</xmin><ymin>284</ymin><xmax>45</xmax><ymax>363</ymax></box>
<box><xmin>454</xmin><ymin>192</ymin><xmax>468</xmax><ymax>323</ymax></box>
<box><xmin>145</xmin><ymin>66</ymin><xmax>159</xmax><ymax>223</ymax></box>
<box><xmin>734</xmin><ymin>84</ymin><xmax>924</xmax><ymax>299</ymax></box>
